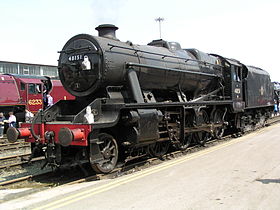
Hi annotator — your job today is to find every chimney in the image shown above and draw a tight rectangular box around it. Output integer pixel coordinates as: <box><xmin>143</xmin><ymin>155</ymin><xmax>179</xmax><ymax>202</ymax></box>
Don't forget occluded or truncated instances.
<box><xmin>95</xmin><ymin>24</ymin><xmax>119</xmax><ymax>40</ymax></box>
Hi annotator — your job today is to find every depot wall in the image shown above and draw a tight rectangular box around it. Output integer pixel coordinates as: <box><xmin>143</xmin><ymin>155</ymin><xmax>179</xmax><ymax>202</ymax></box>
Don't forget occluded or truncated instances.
<box><xmin>0</xmin><ymin>60</ymin><xmax>58</xmax><ymax>77</ymax></box>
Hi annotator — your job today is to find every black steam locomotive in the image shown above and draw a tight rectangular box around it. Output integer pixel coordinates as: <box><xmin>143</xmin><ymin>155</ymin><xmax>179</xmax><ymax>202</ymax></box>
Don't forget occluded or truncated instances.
<box><xmin>7</xmin><ymin>24</ymin><xmax>274</xmax><ymax>173</ymax></box>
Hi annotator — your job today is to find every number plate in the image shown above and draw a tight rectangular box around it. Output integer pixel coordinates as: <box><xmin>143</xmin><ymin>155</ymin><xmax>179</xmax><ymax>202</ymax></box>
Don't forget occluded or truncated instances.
<box><xmin>68</xmin><ymin>54</ymin><xmax>83</xmax><ymax>62</ymax></box>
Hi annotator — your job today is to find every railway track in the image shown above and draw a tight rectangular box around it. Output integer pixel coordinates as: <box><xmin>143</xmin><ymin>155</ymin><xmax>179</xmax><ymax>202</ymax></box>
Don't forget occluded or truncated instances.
<box><xmin>267</xmin><ymin>114</ymin><xmax>280</xmax><ymax>124</ymax></box>
<box><xmin>0</xmin><ymin>142</ymin><xmax>30</xmax><ymax>152</ymax></box>
<box><xmin>0</xmin><ymin>139</ymin><xmax>32</xmax><ymax>170</ymax></box>
<box><xmin>0</xmin><ymin>116</ymin><xmax>279</xmax><ymax>188</ymax></box>
<box><xmin>0</xmin><ymin>153</ymin><xmax>46</xmax><ymax>170</ymax></box>
<box><xmin>0</xmin><ymin>139</ymin><xmax>43</xmax><ymax>182</ymax></box>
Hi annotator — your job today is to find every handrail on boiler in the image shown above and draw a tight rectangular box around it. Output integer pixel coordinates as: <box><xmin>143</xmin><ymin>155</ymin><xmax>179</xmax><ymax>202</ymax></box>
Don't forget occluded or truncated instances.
<box><xmin>108</xmin><ymin>43</ymin><xmax>222</xmax><ymax>69</ymax></box>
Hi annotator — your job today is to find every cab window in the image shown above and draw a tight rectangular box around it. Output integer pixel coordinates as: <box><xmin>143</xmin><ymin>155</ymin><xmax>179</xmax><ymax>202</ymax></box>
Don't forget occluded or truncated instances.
<box><xmin>28</xmin><ymin>84</ymin><xmax>36</xmax><ymax>94</ymax></box>
<box><xmin>233</xmin><ymin>66</ymin><xmax>242</xmax><ymax>82</ymax></box>
<box><xmin>20</xmin><ymin>82</ymin><xmax>25</xmax><ymax>90</ymax></box>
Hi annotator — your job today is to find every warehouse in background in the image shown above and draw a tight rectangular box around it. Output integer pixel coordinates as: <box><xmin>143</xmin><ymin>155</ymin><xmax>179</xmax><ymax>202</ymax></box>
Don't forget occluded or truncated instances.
<box><xmin>0</xmin><ymin>60</ymin><xmax>58</xmax><ymax>77</ymax></box>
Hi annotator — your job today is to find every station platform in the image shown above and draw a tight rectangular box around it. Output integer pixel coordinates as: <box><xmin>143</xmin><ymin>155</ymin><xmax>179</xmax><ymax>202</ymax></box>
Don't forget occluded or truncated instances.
<box><xmin>1</xmin><ymin>123</ymin><xmax>280</xmax><ymax>210</ymax></box>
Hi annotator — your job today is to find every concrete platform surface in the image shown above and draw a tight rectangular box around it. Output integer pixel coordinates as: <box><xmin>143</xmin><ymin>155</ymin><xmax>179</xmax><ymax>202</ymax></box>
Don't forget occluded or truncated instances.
<box><xmin>1</xmin><ymin>123</ymin><xmax>280</xmax><ymax>210</ymax></box>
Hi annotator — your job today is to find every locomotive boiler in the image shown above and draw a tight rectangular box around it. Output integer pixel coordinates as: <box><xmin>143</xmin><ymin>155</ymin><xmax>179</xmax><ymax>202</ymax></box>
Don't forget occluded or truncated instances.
<box><xmin>7</xmin><ymin>24</ymin><xmax>274</xmax><ymax>174</ymax></box>
<box><xmin>59</xmin><ymin>24</ymin><xmax>222</xmax><ymax>100</ymax></box>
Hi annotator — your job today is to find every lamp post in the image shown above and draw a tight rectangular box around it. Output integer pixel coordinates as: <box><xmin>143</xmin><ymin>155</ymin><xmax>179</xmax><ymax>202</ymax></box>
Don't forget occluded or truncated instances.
<box><xmin>155</xmin><ymin>17</ymin><xmax>164</xmax><ymax>39</ymax></box>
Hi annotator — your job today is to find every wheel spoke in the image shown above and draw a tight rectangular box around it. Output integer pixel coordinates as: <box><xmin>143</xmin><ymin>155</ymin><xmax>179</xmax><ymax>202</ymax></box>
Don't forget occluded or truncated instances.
<box><xmin>213</xmin><ymin>109</ymin><xmax>225</xmax><ymax>139</ymax></box>
<box><xmin>194</xmin><ymin>110</ymin><xmax>210</xmax><ymax>146</ymax></box>
<box><xmin>101</xmin><ymin>147</ymin><xmax>107</xmax><ymax>154</ymax></box>
<box><xmin>90</xmin><ymin>133</ymin><xmax>118</xmax><ymax>174</ymax></box>
<box><xmin>106</xmin><ymin>140</ymin><xmax>111</xmax><ymax>149</ymax></box>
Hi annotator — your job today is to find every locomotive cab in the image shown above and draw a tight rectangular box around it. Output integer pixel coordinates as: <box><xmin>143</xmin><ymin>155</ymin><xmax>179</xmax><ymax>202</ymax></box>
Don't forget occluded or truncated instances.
<box><xmin>225</xmin><ymin>59</ymin><xmax>245</xmax><ymax>112</ymax></box>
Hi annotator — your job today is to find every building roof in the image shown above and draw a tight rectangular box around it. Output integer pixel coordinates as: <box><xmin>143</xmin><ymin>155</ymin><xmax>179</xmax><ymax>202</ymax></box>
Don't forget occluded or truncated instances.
<box><xmin>0</xmin><ymin>60</ymin><xmax>57</xmax><ymax>68</ymax></box>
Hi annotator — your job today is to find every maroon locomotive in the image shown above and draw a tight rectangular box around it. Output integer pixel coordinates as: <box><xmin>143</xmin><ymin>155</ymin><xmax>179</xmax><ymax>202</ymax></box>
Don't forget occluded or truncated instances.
<box><xmin>0</xmin><ymin>74</ymin><xmax>75</xmax><ymax>122</ymax></box>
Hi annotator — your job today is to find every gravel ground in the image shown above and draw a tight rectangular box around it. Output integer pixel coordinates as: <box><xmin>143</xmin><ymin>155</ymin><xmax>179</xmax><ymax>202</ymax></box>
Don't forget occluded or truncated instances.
<box><xmin>0</xmin><ymin>138</ymin><xmax>52</xmax><ymax>185</ymax></box>
<box><xmin>0</xmin><ymin>160</ymin><xmax>52</xmax><ymax>184</ymax></box>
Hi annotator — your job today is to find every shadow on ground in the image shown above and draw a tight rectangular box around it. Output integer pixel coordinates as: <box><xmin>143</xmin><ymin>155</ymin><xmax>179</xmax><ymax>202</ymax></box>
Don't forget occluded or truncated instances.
<box><xmin>256</xmin><ymin>178</ymin><xmax>280</xmax><ymax>184</ymax></box>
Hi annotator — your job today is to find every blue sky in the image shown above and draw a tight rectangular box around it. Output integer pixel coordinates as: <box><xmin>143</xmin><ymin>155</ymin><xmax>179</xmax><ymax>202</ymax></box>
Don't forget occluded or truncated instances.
<box><xmin>0</xmin><ymin>0</ymin><xmax>279</xmax><ymax>81</ymax></box>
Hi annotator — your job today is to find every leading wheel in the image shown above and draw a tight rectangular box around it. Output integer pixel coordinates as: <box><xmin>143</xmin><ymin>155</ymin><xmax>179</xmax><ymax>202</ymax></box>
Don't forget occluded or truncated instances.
<box><xmin>91</xmin><ymin>133</ymin><xmax>118</xmax><ymax>174</ymax></box>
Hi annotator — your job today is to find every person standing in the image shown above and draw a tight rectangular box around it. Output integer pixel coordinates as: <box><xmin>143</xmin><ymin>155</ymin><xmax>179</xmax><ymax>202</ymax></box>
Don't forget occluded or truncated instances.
<box><xmin>8</xmin><ymin>112</ymin><xmax>17</xmax><ymax>127</ymax></box>
<box><xmin>0</xmin><ymin>112</ymin><xmax>6</xmax><ymax>138</ymax></box>
<box><xmin>43</xmin><ymin>92</ymin><xmax>48</xmax><ymax>109</ymax></box>
<box><xmin>47</xmin><ymin>94</ymin><xmax>53</xmax><ymax>108</ymax></box>
<box><xmin>276</xmin><ymin>92</ymin><xmax>279</xmax><ymax>113</ymax></box>
<box><xmin>25</xmin><ymin>109</ymin><xmax>34</xmax><ymax>123</ymax></box>
<box><xmin>84</xmin><ymin>106</ymin><xmax>94</xmax><ymax>124</ymax></box>
<box><xmin>274</xmin><ymin>91</ymin><xmax>279</xmax><ymax>115</ymax></box>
